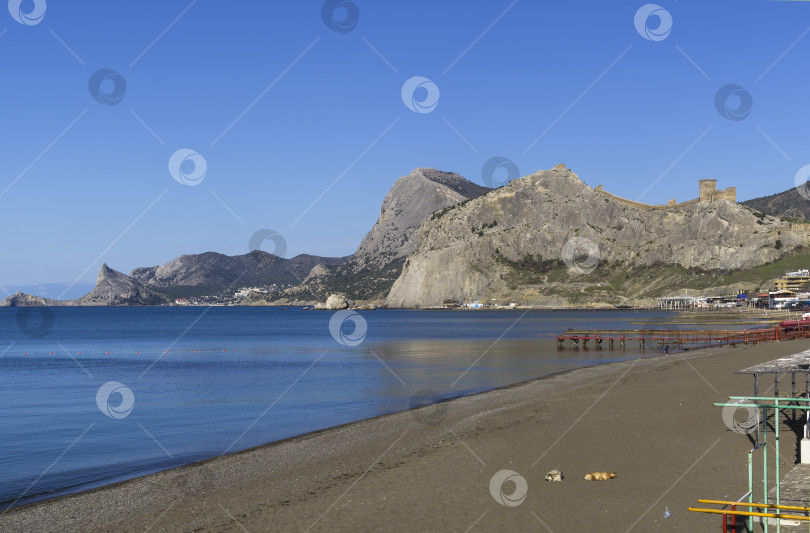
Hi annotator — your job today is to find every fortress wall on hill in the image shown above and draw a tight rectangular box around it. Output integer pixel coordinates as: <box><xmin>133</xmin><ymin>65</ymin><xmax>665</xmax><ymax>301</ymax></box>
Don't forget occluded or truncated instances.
<box><xmin>593</xmin><ymin>181</ymin><xmax>732</xmax><ymax>211</ymax></box>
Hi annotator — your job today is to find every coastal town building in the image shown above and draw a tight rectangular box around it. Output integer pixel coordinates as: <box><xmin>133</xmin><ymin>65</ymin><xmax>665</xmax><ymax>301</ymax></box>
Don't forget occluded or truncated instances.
<box><xmin>657</xmin><ymin>294</ymin><xmax>761</xmax><ymax>309</ymax></box>
<box><xmin>764</xmin><ymin>269</ymin><xmax>810</xmax><ymax>308</ymax></box>
<box><xmin>769</xmin><ymin>289</ymin><xmax>799</xmax><ymax>309</ymax></box>
<box><xmin>775</xmin><ymin>270</ymin><xmax>810</xmax><ymax>292</ymax></box>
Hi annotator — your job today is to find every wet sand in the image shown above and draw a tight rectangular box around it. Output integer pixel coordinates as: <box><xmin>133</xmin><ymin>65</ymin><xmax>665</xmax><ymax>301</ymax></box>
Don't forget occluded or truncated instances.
<box><xmin>3</xmin><ymin>339</ymin><xmax>809</xmax><ymax>532</ymax></box>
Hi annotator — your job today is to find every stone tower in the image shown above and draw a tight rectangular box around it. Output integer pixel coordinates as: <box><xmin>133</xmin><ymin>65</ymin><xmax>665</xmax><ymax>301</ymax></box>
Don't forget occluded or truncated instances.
<box><xmin>699</xmin><ymin>179</ymin><xmax>717</xmax><ymax>202</ymax></box>
<box><xmin>698</xmin><ymin>179</ymin><xmax>736</xmax><ymax>203</ymax></box>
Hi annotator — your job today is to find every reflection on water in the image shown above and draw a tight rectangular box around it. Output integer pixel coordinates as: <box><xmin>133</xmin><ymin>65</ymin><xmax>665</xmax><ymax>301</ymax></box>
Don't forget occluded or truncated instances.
<box><xmin>365</xmin><ymin>338</ymin><xmax>637</xmax><ymax>411</ymax></box>
<box><xmin>0</xmin><ymin>307</ymin><xmax>673</xmax><ymax>509</ymax></box>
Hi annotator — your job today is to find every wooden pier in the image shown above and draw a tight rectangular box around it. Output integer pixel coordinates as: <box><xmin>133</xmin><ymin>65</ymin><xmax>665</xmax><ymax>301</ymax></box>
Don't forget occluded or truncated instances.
<box><xmin>556</xmin><ymin>326</ymin><xmax>810</xmax><ymax>351</ymax></box>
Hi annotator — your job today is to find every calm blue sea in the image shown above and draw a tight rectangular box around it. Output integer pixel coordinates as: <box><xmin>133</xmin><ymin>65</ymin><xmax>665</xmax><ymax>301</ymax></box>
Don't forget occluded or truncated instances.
<box><xmin>0</xmin><ymin>307</ymin><xmax>673</xmax><ymax>509</ymax></box>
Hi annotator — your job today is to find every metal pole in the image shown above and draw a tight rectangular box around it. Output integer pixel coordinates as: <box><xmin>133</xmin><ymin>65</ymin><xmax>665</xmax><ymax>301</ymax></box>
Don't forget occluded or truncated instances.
<box><xmin>764</xmin><ymin>405</ymin><xmax>769</xmax><ymax>533</ymax></box>
<box><xmin>698</xmin><ymin>498</ymin><xmax>808</xmax><ymax>511</ymax></box>
<box><xmin>689</xmin><ymin>508</ymin><xmax>810</xmax><ymax>521</ymax></box>
<box><xmin>775</xmin><ymin>398</ymin><xmax>780</xmax><ymax>510</ymax></box>
<box><xmin>749</xmin><ymin>450</ymin><xmax>754</xmax><ymax>533</ymax></box>
<box><xmin>731</xmin><ymin>504</ymin><xmax>736</xmax><ymax>532</ymax></box>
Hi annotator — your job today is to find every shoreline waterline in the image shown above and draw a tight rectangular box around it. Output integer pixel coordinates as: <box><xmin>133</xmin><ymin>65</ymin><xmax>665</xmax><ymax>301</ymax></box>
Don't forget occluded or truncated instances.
<box><xmin>2</xmin><ymin>307</ymin><xmax>684</xmax><ymax>511</ymax></box>
<box><xmin>4</xmin><ymin>338</ymin><xmax>809</xmax><ymax>532</ymax></box>
<box><xmin>0</xmin><ymin>337</ymin><xmax>645</xmax><ymax>511</ymax></box>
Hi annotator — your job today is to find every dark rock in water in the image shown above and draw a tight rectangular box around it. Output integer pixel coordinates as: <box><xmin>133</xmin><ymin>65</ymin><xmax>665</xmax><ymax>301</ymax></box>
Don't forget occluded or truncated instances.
<box><xmin>0</xmin><ymin>291</ymin><xmax>61</xmax><ymax>307</ymax></box>
<box><xmin>314</xmin><ymin>293</ymin><xmax>348</xmax><ymax>310</ymax></box>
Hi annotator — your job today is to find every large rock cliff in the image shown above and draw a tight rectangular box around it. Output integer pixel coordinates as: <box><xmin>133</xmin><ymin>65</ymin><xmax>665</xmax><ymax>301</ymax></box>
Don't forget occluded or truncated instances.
<box><xmin>269</xmin><ymin>168</ymin><xmax>491</xmax><ymax>304</ymax></box>
<box><xmin>386</xmin><ymin>166</ymin><xmax>810</xmax><ymax>307</ymax></box>
<box><xmin>0</xmin><ymin>264</ymin><xmax>170</xmax><ymax>306</ymax></box>
<box><xmin>352</xmin><ymin>168</ymin><xmax>491</xmax><ymax>270</ymax></box>
<box><xmin>10</xmin><ymin>166</ymin><xmax>810</xmax><ymax>308</ymax></box>
<box><xmin>76</xmin><ymin>264</ymin><xmax>170</xmax><ymax>305</ymax></box>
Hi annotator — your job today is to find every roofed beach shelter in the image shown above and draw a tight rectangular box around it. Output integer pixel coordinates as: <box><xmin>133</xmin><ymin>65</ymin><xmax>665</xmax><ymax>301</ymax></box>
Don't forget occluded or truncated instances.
<box><xmin>656</xmin><ymin>296</ymin><xmax>702</xmax><ymax>309</ymax></box>
<box><xmin>691</xmin><ymin>348</ymin><xmax>810</xmax><ymax>530</ymax></box>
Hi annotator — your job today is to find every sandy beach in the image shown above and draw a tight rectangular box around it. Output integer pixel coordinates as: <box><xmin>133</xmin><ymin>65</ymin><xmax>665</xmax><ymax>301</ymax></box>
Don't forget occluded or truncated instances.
<box><xmin>3</xmin><ymin>339</ymin><xmax>809</xmax><ymax>533</ymax></box>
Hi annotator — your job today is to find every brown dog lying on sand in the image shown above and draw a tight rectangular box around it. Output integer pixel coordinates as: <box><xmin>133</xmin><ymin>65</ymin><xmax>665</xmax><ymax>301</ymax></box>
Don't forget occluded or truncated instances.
<box><xmin>584</xmin><ymin>472</ymin><xmax>617</xmax><ymax>481</ymax></box>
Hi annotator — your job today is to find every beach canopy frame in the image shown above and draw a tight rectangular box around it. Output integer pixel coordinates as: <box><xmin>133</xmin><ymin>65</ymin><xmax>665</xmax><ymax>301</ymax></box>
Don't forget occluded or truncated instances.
<box><xmin>693</xmin><ymin>395</ymin><xmax>810</xmax><ymax>532</ymax></box>
<box><xmin>735</xmin><ymin>349</ymin><xmax>810</xmax><ymax>397</ymax></box>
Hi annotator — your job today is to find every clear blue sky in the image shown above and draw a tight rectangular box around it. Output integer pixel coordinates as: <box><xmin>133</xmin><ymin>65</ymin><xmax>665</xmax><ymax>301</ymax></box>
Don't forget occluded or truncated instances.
<box><xmin>1</xmin><ymin>1</ymin><xmax>809</xmax><ymax>288</ymax></box>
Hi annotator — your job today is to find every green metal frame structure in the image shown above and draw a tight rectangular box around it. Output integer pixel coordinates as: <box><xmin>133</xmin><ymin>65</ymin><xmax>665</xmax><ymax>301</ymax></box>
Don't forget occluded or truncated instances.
<box><xmin>714</xmin><ymin>396</ymin><xmax>810</xmax><ymax>532</ymax></box>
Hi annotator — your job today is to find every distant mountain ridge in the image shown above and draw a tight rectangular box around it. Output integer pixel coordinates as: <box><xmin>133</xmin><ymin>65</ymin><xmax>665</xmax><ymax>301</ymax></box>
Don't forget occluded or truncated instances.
<box><xmin>0</xmin><ymin>168</ymin><xmax>491</xmax><ymax>306</ymax></box>
<box><xmin>0</xmin><ymin>166</ymin><xmax>483</xmax><ymax>307</ymax></box>
<box><xmin>741</xmin><ymin>186</ymin><xmax>810</xmax><ymax>220</ymax></box>
<box><xmin>1</xmin><ymin>251</ymin><xmax>349</xmax><ymax>306</ymax></box>
<box><xmin>131</xmin><ymin>251</ymin><xmax>347</xmax><ymax>297</ymax></box>
<box><xmin>8</xmin><ymin>166</ymin><xmax>810</xmax><ymax>309</ymax></box>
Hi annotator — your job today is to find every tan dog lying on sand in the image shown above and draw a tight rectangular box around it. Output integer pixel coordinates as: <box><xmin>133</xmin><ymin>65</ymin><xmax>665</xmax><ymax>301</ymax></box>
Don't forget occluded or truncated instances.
<box><xmin>584</xmin><ymin>472</ymin><xmax>617</xmax><ymax>481</ymax></box>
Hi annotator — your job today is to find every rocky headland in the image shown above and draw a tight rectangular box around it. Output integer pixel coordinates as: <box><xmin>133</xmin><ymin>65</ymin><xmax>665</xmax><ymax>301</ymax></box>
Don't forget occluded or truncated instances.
<box><xmin>1</xmin><ymin>264</ymin><xmax>170</xmax><ymax>307</ymax></box>
<box><xmin>5</xmin><ymin>165</ymin><xmax>810</xmax><ymax>308</ymax></box>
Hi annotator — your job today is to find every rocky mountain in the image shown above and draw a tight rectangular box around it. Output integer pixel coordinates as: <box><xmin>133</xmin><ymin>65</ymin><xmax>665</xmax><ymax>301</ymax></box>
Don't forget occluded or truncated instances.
<box><xmin>76</xmin><ymin>264</ymin><xmax>170</xmax><ymax>305</ymax></box>
<box><xmin>386</xmin><ymin>165</ymin><xmax>810</xmax><ymax>308</ymax></box>
<box><xmin>0</xmin><ymin>292</ymin><xmax>62</xmax><ymax>307</ymax></box>
<box><xmin>11</xmin><ymin>165</ymin><xmax>810</xmax><ymax>309</ymax></box>
<box><xmin>1</xmin><ymin>264</ymin><xmax>170</xmax><ymax>306</ymax></box>
<box><xmin>2</xmin><ymin>282</ymin><xmax>95</xmax><ymax>301</ymax></box>
<box><xmin>742</xmin><ymin>186</ymin><xmax>810</xmax><ymax>221</ymax></box>
<box><xmin>2</xmin><ymin>251</ymin><xmax>348</xmax><ymax>306</ymax></box>
<box><xmin>267</xmin><ymin>168</ymin><xmax>491</xmax><ymax>304</ymax></box>
<box><xmin>352</xmin><ymin>168</ymin><xmax>491</xmax><ymax>270</ymax></box>
<box><xmin>132</xmin><ymin>251</ymin><xmax>347</xmax><ymax>297</ymax></box>
<box><xmin>2</xmin><ymin>168</ymin><xmax>490</xmax><ymax>307</ymax></box>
